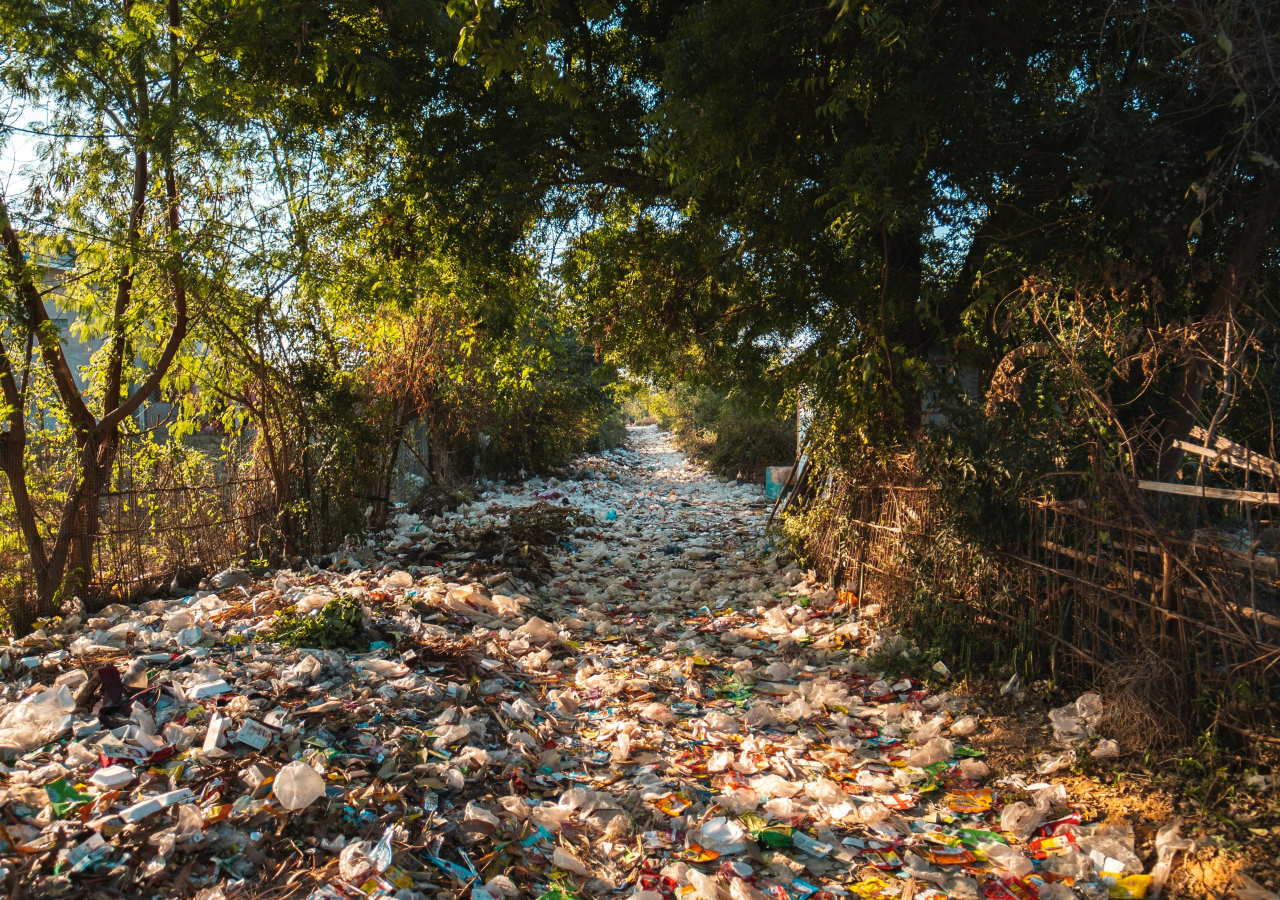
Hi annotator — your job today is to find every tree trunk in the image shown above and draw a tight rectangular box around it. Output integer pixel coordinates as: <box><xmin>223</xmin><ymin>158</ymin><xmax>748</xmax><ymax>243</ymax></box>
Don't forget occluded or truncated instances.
<box><xmin>62</xmin><ymin>431</ymin><xmax>120</xmax><ymax>606</ymax></box>
<box><xmin>372</xmin><ymin>423</ymin><xmax>406</xmax><ymax>532</ymax></box>
<box><xmin>0</xmin><ymin>442</ymin><xmax>59</xmax><ymax>632</ymax></box>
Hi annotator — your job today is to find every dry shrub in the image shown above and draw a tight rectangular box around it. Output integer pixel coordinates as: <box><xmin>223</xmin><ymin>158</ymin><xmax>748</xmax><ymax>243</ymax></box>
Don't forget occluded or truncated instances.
<box><xmin>1094</xmin><ymin>649</ymin><xmax>1191</xmax><ymax>754</ymax></box>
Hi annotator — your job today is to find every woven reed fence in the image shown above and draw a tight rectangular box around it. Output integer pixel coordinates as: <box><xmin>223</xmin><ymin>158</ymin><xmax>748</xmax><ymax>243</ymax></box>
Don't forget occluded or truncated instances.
<box><xmin>782</xmin><ymin>455</ymin><xmax>1280</xmax><ymax>729</ymax></box>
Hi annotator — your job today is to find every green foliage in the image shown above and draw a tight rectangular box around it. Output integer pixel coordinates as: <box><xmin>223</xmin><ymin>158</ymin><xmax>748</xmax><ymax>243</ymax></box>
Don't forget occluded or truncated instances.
<box><xmin>640</xmin><ymin>383</ymin><xmax>794</xmax><ymax>481</ymax></box>
<box><xmin>265</xmin><ymin>595</ymin><xmax>367</xmax><ymax>650</ymax></box>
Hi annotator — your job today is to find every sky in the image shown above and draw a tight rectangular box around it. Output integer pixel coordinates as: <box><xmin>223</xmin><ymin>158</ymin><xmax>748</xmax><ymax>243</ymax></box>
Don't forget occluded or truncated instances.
<box><xmin>0</xmin><ymin>99</ymin><xmax>48</xmax><ymax>203</ymax></box>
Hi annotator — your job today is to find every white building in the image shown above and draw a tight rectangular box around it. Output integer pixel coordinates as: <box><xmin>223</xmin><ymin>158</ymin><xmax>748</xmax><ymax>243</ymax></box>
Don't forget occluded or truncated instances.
<box><xmin>28</xmin><ymin>248</ymin><xmax>172</xmax><ymax>433</ymax></box>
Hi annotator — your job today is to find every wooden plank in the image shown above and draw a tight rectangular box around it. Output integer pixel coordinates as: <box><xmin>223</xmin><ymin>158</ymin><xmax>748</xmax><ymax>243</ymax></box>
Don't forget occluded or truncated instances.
<box><xmin>1136</xmin><ymin>480</ymin><xmax>1280</xmax><ymax>504</ymax></box>
<box><xmin>1178</xmin><ymin>588</ymin><xmax>1280</xmax><ymax>630</ymax></box>
<box><xmin>1173</xmin><ymin>438</ymin><xmax>1280</xmax><ymax>480</ymax></box>
<box><xmin>1113</xmin><ymin>540</ymin><xmax>1280</xmax><ymax>576</ymax></box>
<box><xmin>1190</xmin><ymin>425</ymin><xmax>1271</xmax><ymax>459</ymax></box>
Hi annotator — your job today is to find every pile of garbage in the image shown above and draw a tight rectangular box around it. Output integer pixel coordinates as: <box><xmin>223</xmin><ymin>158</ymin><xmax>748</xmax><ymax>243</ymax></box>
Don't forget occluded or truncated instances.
<box><xmin>0</xmin><ymin>428</ymin><xmax>1217</xmax><ymax>899</ymax></box>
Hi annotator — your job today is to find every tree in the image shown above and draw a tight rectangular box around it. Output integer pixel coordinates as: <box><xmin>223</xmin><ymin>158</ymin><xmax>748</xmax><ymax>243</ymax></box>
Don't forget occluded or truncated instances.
<box><xmin>0</xmin><ymin>0</ymin><xmax>208</xmax><ymax>627</ymax></box>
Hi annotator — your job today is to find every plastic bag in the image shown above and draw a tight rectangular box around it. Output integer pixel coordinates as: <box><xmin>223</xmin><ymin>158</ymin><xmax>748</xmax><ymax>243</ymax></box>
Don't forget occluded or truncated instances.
<box><xmin>552</xmin><ymin>847</ymin><xmax>590</xmax><ymax>876</ymax></box>
<box><xmin>0</xmin><ymin>684</ymin><xmax>75</xmax><ymax>752</ymax></box>
<box><xmin>1000</xmin><ymin>801</ymin><xmax>1044</xmax><ymax>841</ymax></box>
<box><xmin>982</xmin><ymin>842</ymin><xmax>1034</xmax><ymax>878</ymax></box>
<box><xmin>718</xmin><ymin>788</ymin><xmax>760</xmax><ymax>813</ymax></box>
<box><xmin>1078</xmin><ymin>835</ymin><xmax>1143</xmax><ymax>876</ymax></box>
<box><xmin>383</xmin><ymin>570</ymin><xmax>413</xmax><ymax>588</ymax></box>
<box><xmin>707</xmin><ymin>750</ymin><xmax>734</xmax><ymax>772</ymax></box>
<box><xmin>1092</xmin><ymin>739</ymin><xmax>1120</xmax><ymax>758</ymax></box>
<box><xmin>729</xmin><ymin>879</ymin><xmax>769</xmax><ymax>900</ymax></box>
<box><xmin>855</xmin><ymin>768</ymin><xmax>896</xmax><ymax>793</ymax></box>
<box><xmin>703</xmin><ymin>711</ymin><xmax>739</xmax><ymax>733</ymax></box>
<box><xmin>686</xmin><ymin>869</ymin><xmax>720</xmax><ymax>900</ymax></box>
<box><xmin>640</xmin><ymin>702</ymin><xmax>676</xmax><ymax>724</ymax></box>
<box><xmin>274</xmin><ymin>761</ymin><xmax>327</xmax><ymax>810</ymax></box>
<box><xmin>749</xmin><ymin>774</ymin><xmax>803</xmax><ymax>797</ymax></box>
<box><xmin>959</xmin><ymin>758</ymin><xmax>989</xmax><ymax>780</ymax></box>
<box><xmin>950</xmin><ymin>715</ymin><xmax>978</xmax><ymax>736</ymax></box>
<box><xmin>1035</xmin><ymin>749</ymin><xmax>1076</xmax><ymax>774</ymax></box>
<box><xmin>763</xmin><ymin>660</ymin><xmax>792</xmax><ymax>679</ymax></box>
<box><xmin>530</xmin><ymin>804</ymin><xmax>575</xmax><ymax>831</ymax></box>
<box><xmin>64</xmin><ymin>741</ymin><xmax>98</xmax><ymax>767</ymax></box>
<box><xmin>1037</xmin><ymin>883</ymin><xmax>1076</xmax><ymax>900</ymax></box>
<box><xmin>1236</xmin><ymin>874</ymin><xmax>1280</xmax><ymax>900</ymax></box>
<box><xmin>433</xmin><ymin>724</ymin><xmax>472</xmax><ymax>748</ymax></box>
<box><xmin>1149</xmin><ymin>820</ymin><xmax>1195</xmax><ymax>900</ymax></box>
<box><xmin>463</xmin><ymin>802</ymin><xmax>501</xmax><ymax>836</ymax></box>
<box><xmin>804</xmin><ymin>778</ymin><xmax>845</xmax><ymax>807</ymax></box>
<box><xmin>340</xmin><ymin>841</ymin><xmax>374</xmax><ymax>882</ymax></box>
<box><xmin>485</xmin><ymin>875</ymin><xmax>519</xmax><ymax>899</ymax></box>
<box><xmin>172</xmin><ymin>804</ymin><xmax>207</xmax><ymax>841</ymax></box>
<box><xmin>693</xmin><ymin>817</ymin><xmax>745</xmax><ymax>853</ymax></box>
<box><xmin>498</xmin><ymin>795</ymin><xmax>531</xmax><ymax>818</ymax></box>
<box><xmin>1076</xmin><ymin>691</ymin><xmax>1104</xmax><ymax>723</ymax></box>
<box><xmin>913</xmin><ymin>715</ymin><xmax>948</xmax><ymax>742</ymax></box>
<box><xmin>1044</xmin><ymin>848</ymin><xmax>1092</xmax><ymax>881</ymax></box>
<box><xmin>856</xmin><ymin>800</ymin><xmax>892</xmax><ymax>824</ymax></box>
<box><xmin>906</xmin><ymin>736</ymin><xmax>954</xmax><ymax>767</ymax></box>
<box><xmin>368</xmin><ymin>826</ymin><xmax>394</xmax><ymax>872</ymax></box>
<box><xmin>1031</xmin><ymin>782</ymin><xmax>1070</xmax><ymax>813</ymax></box>
<box><xmin>513</xmin><ymin>617</ymin><xmax>558</xmax><ymax>645</ymax></box>
<box><xmin>780</xmin><ymin>697</ymin><xmax>815</xmax><ymax>721</ymax></box>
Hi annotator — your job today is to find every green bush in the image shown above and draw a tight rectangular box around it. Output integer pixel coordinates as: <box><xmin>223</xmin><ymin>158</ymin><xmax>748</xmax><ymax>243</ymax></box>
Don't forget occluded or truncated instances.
<box><xmin>265</xmin><ymin>594</ymin><xmax>366</xmax><ymax>649</ymax></box>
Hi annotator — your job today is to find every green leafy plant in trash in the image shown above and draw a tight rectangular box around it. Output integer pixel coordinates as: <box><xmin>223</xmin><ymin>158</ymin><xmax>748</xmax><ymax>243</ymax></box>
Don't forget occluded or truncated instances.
<box><xmin>265</xmin><ymin>594</ymin><xmax>366</xmax><ymax>649</ymax></box>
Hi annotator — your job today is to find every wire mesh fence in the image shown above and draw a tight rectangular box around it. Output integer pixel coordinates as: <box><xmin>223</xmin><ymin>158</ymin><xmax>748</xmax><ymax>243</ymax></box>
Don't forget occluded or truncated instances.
<box><xmin>0</xmin><ymin>445</ymin><xmax>276</xmax><ymax>616</ymax></box>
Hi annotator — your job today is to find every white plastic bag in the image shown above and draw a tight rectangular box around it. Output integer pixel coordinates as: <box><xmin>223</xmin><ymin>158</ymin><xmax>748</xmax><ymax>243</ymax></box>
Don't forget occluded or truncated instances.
<box><xmin>0</xmin><ymin>684</ymin><xmax>75</xmax><ymax>752</ymax></box>
<box><xmin>999</xmin><ymin>801</ymin><xmax>1044</xmax><ymax>841</ymax></box>
<box><xmin>1035</xmin><ymin>749</ymin><xmax>1076</xmax><ymax>774</ymax></box>
<box><xmin>340</xmin><ymin>841</ymin><xmax>374</xmax><ymax>882</ymax></box>
<box><xmin>640</xmin><ymin>702</ymin><xmax>676</xmax><ymax>724</ymax></box>
<box><xmin>982</xmin><ymin>842</ymin><xmax>1034</xmax><ymax>878</ymax></box>
<box><xmin>913</xmin><ymin>715</ymin><xmax>948</xmax><ymax>742</ymax></box>
<box><xmin>906</xmin><ymin>736</ymin><xmax>954</xmax><ymax>767</ymax></box>
<box><xmin>552</xmin><ymin>847</ymin><xmax>590</xmax><ymax>876</ymax></box>
<box><xmin>1149</xmin><ymin>820</ymin><xmax>1195</xmax><ymax>900</ymax></box>
<box><xmin>274</xmin><ymin>761</ymin><xmax>327</xmax><ymax>810</ymax></box>
<box><xmin>692</xmin><ymin>817</ymin><xmax>745</xmax><ymax>853</ymax></box>
<box><xmin>959</xmin><ymin>758</ymin><xmax>989</xmax><ymax>780</ymax></box>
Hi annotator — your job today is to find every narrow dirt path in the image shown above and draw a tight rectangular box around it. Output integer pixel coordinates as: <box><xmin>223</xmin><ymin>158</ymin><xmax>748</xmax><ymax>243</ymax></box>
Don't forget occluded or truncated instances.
<box><xmin>5</xmin><ymin>427</ymin><xmax>1273</xmax><ymax>900</ymax></box>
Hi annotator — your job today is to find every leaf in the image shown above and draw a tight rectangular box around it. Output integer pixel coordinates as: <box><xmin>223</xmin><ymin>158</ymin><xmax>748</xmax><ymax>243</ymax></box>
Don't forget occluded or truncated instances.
<box><xmin>1249</xmin><ymin>151</ymin><xmax>1279</xmax><ymax>169</ymax></box>
<box><xmin>1188</xmin><ymin>216</ymin><xmax>1203</xmax><ymax>237</ymax></box>
<box><xmin>1230</xmin><ymin>92</ymin><xmax>1247</xmax><ymax>108</ymax></box>
<box><xmin>1204</xmin><ymin>146</ymin><xmax>1222</xmax><ymax>161</ymax></box>
<box><xmin>1216</xmin><ymin>34</ymin><xmax>1233</xmax><ymax>55</ymax></box>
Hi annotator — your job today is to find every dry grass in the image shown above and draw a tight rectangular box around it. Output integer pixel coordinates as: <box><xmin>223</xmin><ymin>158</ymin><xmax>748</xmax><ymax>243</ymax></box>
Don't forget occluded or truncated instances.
<box><xmin>1093</xmin><ymin>649</ymin><xmax>1193</xmax><ymax>754</ymax></box>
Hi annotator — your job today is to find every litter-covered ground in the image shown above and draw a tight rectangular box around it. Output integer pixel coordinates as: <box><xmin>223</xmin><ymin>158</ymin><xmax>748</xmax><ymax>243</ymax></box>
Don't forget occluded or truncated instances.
<box><xmin>0</xmin><ymin>426</ymin><xmax>1274</xmax><ymax>900</ymax></box>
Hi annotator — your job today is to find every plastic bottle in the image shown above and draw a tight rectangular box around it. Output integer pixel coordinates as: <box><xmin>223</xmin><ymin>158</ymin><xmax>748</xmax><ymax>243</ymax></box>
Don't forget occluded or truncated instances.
<box><xmin>368</xmin><ymin>825</ymin><xmax>395</xmax><ymax>872</ymax></box>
